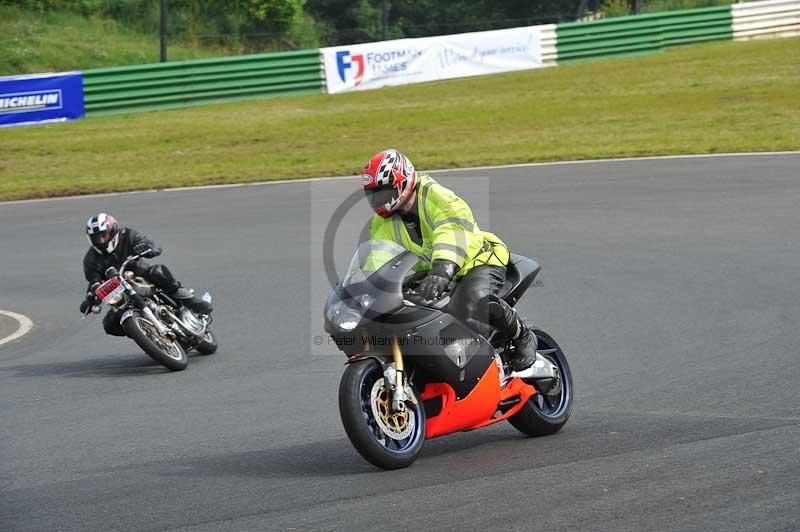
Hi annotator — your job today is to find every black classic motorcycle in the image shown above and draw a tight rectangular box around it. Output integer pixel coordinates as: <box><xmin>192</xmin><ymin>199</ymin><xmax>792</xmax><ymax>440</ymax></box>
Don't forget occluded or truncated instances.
<box><xmin>324</xmin><ymin>240</ymin><xmax>573</xmax><ymax>469</ymax></box>
<box><xmin>85</xmin><ymin>251</ymin><xmax>217</xmax><ymax>371</ymax></box>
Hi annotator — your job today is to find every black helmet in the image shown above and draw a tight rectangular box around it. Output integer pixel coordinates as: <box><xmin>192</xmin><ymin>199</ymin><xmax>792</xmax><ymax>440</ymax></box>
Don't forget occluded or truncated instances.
<box><xmin>85</xmin><ymin>213</ymin><xmax>119</xmax><ymax>255</ymax></box>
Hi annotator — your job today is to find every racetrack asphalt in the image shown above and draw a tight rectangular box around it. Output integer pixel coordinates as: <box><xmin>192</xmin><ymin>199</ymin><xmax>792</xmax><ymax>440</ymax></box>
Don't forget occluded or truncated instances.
<box><xmin>1</xmin><ymin>153</ymin><xmax>798</xmax><ymax>532</ymax></box>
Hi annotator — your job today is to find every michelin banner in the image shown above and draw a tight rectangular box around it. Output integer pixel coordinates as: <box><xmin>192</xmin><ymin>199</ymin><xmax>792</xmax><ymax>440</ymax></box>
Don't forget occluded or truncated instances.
<box><xmin>322</xmin><ymin>25</ymin><xmax>544</xmax><ymax>94</ymax></box>
<box><xmin>0</xmin><ymin>72</ymin><xmax>84</xmax><ymax>127</ymax></box>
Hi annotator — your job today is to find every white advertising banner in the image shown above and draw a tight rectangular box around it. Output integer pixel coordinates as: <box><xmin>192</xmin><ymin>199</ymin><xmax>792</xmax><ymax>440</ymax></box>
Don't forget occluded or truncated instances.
<box><xmin>322</xmin><ymin>25</ymin><xmax>544</xmax><ymax>94</ymax></box>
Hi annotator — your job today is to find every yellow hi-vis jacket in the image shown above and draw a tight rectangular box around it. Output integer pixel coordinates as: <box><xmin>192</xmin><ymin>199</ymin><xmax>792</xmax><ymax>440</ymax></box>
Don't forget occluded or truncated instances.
<box><xmin>369</xmin><ymin>174</ymin><xmax>510</xmax><ymax>278</ymax></box>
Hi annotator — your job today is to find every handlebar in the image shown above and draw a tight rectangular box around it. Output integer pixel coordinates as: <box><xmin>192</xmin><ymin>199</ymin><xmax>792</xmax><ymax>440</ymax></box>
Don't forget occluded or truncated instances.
<box><xmin>119</xmin><ymin>250</ymin><xmax>151</xmax><ymax>276</ymax></box>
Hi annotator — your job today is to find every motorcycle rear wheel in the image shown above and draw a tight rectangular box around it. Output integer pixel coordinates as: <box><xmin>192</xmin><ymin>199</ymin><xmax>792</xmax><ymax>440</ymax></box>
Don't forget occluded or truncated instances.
<box><xmin>507</xmin><ymin>328</ymin><xmax>573</xmax><ymax>436</ymax></box>
<box><xmin>339</xmin><ymin>358</ymin><xmax>425</xmax><ymax>470</ymax></box>
<box><xmin>194</xmin><ymin>328</ymin><xmax>218</xmax><ymax>355</ymax></box>
<box><xmin>123</xmin><ymin>313</ymin><xmax>188</xmax><ymax>371</ymax></box>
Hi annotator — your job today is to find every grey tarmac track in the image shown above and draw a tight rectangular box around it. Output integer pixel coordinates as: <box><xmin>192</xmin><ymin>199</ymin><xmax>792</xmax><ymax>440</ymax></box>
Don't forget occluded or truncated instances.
<box><xmin>1</xmin><ymin>153</ymin><xmax>799</xmax><ymax>532</ymax></box>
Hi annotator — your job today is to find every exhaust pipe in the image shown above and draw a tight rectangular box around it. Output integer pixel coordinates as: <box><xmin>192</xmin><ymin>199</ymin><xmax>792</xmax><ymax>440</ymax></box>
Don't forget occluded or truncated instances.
<box><xmin>509</xmin><ymin>353</ymin><xmax>558</xmax><ymax>380</ymax></box>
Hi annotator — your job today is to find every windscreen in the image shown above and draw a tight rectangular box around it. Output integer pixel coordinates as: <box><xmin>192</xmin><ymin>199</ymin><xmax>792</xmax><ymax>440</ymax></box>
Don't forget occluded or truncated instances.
<box><xmin>343</xmin><ymin>239</ymin><xmax>419</xmax><ymax>287</ymax></box>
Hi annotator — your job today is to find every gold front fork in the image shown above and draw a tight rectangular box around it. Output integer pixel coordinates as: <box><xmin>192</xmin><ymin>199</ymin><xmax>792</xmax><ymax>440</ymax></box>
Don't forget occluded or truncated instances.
<box><xmin>391</xmin><ymin>336</ymin><xmax>406</xmax><ymax>411</ymax></box>
<box><xmin>391</xmin><ymin>335</ymin><xmax>404</xmax><ymax>372</ymax></box>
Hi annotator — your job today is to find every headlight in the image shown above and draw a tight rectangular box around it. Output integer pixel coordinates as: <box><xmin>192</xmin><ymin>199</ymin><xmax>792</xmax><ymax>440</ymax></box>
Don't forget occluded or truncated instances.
<box><xmin>108</xmin><ymin>292</ymin><xmax>125</xmax><ymax>306</ymax></box>
<box><xmin>326</xmin><ymin>294</ymin><xmax>374</xmax><ymax>332</ymax></box>
<box><xmin>329</xmin><ymin>302</ymin><xmax>361</xmax><ymax>332</ymax></box>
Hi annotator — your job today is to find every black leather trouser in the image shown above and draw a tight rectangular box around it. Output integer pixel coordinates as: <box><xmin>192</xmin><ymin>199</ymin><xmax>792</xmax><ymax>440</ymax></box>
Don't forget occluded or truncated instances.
<box><xmin>102</xmin><ymin>262</ymin><xmax>181</xmax><ymax>336</ymax></box>
<box><xmin>448</xmin><ymin>265</ymin><xmax>521</xmax><ymax>339</ymax></box>
<box><xmin>130</xmin><ymin>261</ymin><xmax>181</xmax><ymax>293</ymax></box>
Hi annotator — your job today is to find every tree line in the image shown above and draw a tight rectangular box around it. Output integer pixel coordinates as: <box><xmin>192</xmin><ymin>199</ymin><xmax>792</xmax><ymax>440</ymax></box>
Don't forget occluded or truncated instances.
<box><xmin>2</xmin><ymin>0</ymin><xmax>586</xmax><ymax>51</ymax></box>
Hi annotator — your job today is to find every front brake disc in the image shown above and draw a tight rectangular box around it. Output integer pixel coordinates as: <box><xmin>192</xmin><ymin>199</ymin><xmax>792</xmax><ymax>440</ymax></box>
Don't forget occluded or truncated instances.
<box><xmin>370</xmin><ymin>378</ymin><xmax>415</xmax><ymax>440</ymax></box>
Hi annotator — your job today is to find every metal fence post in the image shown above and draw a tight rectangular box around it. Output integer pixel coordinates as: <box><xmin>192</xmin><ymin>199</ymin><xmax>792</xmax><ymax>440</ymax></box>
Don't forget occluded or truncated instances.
<box><xmin>382</xmin><ymin>0</ymin><xmax>390</xmax><ymax>40</ymax></box>
<box><xmin>160</xmin><ymin>0</ymin><xmax>168</xmax><ymax>62</ymax></box>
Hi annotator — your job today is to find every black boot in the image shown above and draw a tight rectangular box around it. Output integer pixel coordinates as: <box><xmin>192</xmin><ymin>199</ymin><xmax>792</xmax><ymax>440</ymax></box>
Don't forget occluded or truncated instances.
<box><xmin>171</xmin><ymin>287</ymin><xmax>213</xmax><ymax>314</ymax></box>
<box><xmin>144</xmin><ymin>264</ymin><xmax>213</xmax><ymax>314</ymax></box>
<box><xmin>508</xmin><ymin>320</ymin><xmax>537</xmax><ymax>372</ymax></box>
<box><xmin>483</xmin><ymin>295</ymin><xmax>536</xmax><ymax>371</ymax></box>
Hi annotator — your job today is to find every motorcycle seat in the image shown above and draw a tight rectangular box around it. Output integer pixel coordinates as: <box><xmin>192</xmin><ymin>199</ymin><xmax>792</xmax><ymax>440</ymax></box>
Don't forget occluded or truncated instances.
<box><xmin>498</xmin><ymin>254</ymin><xmax>541</xmax><ymax>304</ymax></box>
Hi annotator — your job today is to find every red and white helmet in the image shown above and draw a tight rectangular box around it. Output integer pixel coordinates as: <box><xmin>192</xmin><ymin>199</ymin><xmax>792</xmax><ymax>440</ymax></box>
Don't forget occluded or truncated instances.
<box><xmin>86</xmin><ymin>213</ymin><xmax>120</xmax><ymax>255</ymax></box>
<box><xmin>362</xmin><ymin>149</ymin><xmax>417</xmax><ymax>217</ymax></box>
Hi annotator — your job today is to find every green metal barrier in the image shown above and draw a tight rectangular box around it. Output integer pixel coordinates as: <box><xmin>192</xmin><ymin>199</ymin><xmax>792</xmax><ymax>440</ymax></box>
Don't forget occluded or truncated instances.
<box><xmin>556</xmin><ymin>6</ymin><xmax>733</xmax><ymax>63</ymax></box>
<box><xmin>83</xmin><ymin>49</ymin><xmax>324</xmax><ymax>116</ymax></box>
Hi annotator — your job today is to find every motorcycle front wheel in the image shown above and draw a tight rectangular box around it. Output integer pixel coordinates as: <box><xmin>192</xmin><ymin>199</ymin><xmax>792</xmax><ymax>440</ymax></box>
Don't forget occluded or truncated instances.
<box><xmin>123</xmin><ymin>312</ymin><xmax>188</xmax><ymax>371</ymax></box>
<box><xmin>338</xmin><ymin>358</ymin><xmax>425</xmax><ymax>470</ymax></box>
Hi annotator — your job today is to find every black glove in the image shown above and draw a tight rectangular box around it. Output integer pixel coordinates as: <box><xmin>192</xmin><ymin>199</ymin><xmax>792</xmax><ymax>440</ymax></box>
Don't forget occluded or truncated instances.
<box><xmin>79</xmin><ymin>298</ymin><xmax>94</xmax><ymax>313</ymax></box>
<box><xmin>80</xmin><ymin>286</ymin><xmax>101</xmax><ymax>313</ymax></box>
<box><xmin>419</xmin><ymin>260</ymin><xmax>458</xmax><ymax>301</ymax></box>
<box><xmin>133</xmin><ymin>241</ymin><xmax>159</xmax><ymax>258</ymax></box>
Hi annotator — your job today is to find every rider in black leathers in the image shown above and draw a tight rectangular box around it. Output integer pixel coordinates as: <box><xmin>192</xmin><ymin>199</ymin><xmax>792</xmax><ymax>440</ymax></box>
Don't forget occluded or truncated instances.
<box><xmin>80</xmin><ymin>213</ymin><xmax>212</xmax><ymax>336</ymax></box>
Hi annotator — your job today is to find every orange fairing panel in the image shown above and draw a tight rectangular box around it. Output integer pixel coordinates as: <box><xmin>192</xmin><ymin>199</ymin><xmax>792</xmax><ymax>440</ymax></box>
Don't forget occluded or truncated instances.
<box><xmin>422</xmin><ymin>362</ymin><xmax>502</xmax><ymax>438</ymax></box>
<box><xmin>421</xmin><ymin>362</ymin><xmax>538</xmax><ymax>439</ymax></box>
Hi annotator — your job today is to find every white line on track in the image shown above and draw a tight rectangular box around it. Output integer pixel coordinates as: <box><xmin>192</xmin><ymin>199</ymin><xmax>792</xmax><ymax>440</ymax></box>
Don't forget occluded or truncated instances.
<box><xmin>0</xmin><ymin>310</ymin><xmax>34</xmax><ymax>347</ymax></box>
<box><xmin>1</xmin><ymin>151</ymin><xmax>798</xmax><ymax>206</ymax></box>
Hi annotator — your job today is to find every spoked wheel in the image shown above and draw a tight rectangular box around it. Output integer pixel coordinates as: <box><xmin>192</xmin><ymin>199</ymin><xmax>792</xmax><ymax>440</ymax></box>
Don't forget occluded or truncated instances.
<box><xmin>339</xmin><ymin>358</ymin><xmax>425</xmax><ymax>469</ymax></box>
<box><xmin>507</xmin><ymin>328</ymin><xmax>573</xmax><ymax>436</ymax></box>
<box><xmin>123</xmin><ymin>313</ymin><xmax>188</xmax><ymax>371</ymax></box>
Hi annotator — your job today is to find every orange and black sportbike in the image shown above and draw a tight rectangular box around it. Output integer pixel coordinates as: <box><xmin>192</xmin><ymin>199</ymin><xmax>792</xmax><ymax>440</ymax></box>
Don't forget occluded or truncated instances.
<box><xmin>324</xmin><ymin>240</ymin><xmax>573</xmax><ymax>469</ymax></box>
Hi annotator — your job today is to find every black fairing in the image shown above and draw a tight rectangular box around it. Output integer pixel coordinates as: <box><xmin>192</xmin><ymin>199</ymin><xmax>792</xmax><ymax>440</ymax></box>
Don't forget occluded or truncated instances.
<box><xmin>401</xmin><ymin>313</ymin><xmax>495</xmax><ymax>400</ymax></box>
<box><xmin>324</xmin><ymin>249</ymin><xmax>421</xmax><ymax>354</ymax></box>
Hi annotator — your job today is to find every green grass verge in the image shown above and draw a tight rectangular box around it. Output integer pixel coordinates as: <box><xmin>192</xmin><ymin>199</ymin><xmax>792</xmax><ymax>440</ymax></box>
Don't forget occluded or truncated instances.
<box><xmin>0</xmin><ymin>6</ymin><xmax>225</xmax><ymax>75</ymax></box>
<box><xmin>1</xmin><ymin>37</ymin><xmax>798</xmax><ymax>201</ymax></box>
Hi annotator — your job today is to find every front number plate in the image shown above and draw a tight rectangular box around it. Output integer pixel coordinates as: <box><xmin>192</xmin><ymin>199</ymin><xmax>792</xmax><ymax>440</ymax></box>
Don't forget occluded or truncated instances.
<box><xmin>101</xmin><ymin>285</ymin><xmax>124</xmax><ymax>304</ymax></box>
<box><xmin>96</xmin><ymin>277</ymin><xmax>124</xmax><ymax>304</ymax></box>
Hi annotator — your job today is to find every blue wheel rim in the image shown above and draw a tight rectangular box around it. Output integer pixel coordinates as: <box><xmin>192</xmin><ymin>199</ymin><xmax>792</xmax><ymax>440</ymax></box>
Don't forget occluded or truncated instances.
<box><xmin>358</xmin><ymin>362</ymin><xmax>424</xmax><ymax>454</ymax></box>
<box><xmin>530</xmin><ymin>336</ymin><xmax>571</xmax><ymax>419</ymax></box>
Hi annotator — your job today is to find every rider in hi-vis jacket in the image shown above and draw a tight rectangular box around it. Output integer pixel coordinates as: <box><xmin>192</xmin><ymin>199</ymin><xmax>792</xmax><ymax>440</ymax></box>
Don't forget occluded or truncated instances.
<box><xmin>361</xmin><ymin>149</ymin><xmax>537</xmax><ymax>371</ymax></box>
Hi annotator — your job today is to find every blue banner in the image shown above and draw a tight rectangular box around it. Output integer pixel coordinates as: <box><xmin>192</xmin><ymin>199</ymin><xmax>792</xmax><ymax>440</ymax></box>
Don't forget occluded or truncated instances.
<box><xmin>0</xmin><ymin>72</ymin><xmax>84</xmax><ymax>127</ymax></box>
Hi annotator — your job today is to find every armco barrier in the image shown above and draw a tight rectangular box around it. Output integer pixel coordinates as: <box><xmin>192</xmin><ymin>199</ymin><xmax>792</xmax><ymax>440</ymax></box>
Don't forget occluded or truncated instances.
<box><xmin>733</xmin><ymin>0</ymin><xmax>800</xmax><ymax>40</ymax></box>
<box><xmin>540</xmin><ymin>24</ymin><xmax>559</xmax><ymax>66</ymax></box>
<box><xmin>556</xmin><ymin>5</ymin><xmax>733</xmax><ymax>63</ymax></box>
<box><xmin>83</xmin><ymin>49</ymin><xmax>323</xmax><ymax>116</ymax></box>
